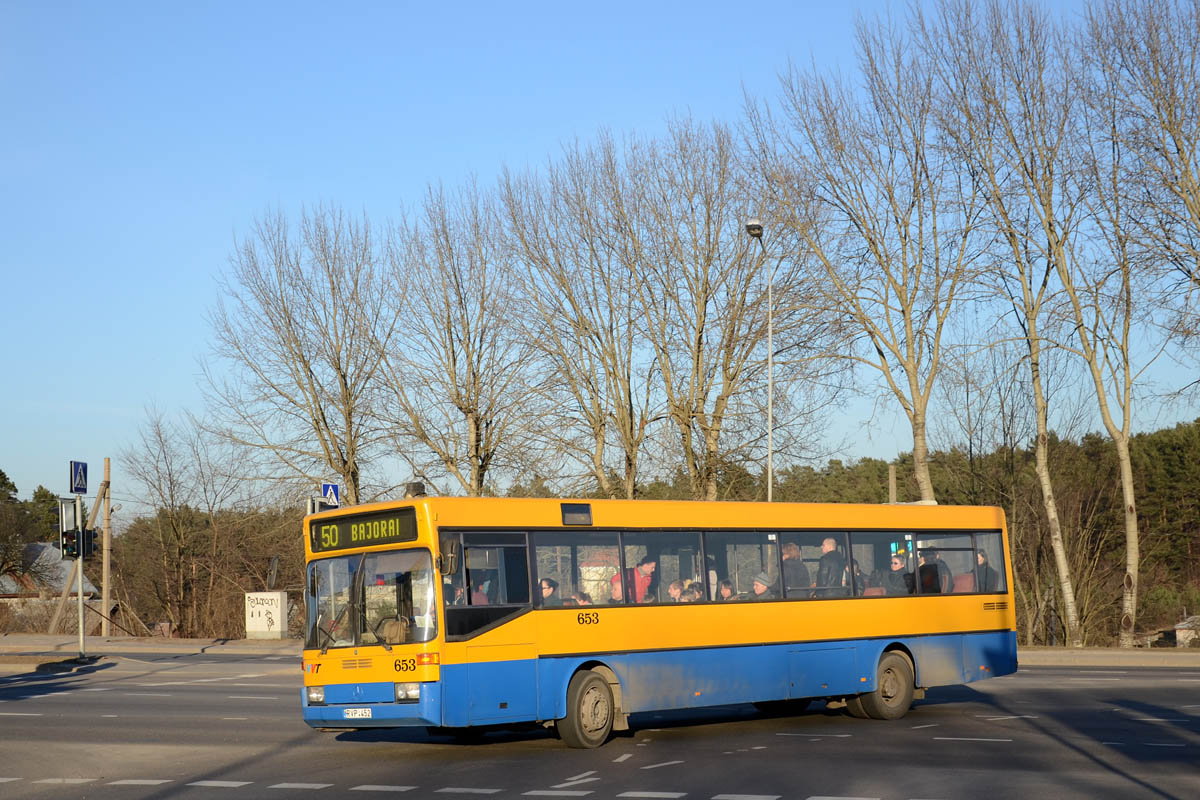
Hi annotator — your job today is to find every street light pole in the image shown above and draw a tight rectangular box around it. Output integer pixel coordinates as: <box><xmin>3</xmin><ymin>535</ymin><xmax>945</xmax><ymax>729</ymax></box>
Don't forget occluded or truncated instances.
<box><xmin>744</xmin><ymin>218</ymin><xmax>772</xmax><ymax>502</ymax></box>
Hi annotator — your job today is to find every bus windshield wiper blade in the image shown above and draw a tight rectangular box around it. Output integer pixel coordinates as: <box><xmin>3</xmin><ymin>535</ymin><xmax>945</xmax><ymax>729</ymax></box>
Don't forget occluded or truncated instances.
<box><xmin>321</xmin><ymin>553</ymin><xmax>366</xmax><ymax>655</ymax></box>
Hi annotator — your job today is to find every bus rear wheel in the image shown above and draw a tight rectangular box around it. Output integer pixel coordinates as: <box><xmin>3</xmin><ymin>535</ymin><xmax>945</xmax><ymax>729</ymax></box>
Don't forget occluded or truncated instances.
<box><xmin>558</xmin><ymin>669</ymin><xmax>614</xmax><ymax>749</ymax></box>
<box><xmin>859</xmin><ymin>652</ymin><xmax>914</xmax><ymax>720</ymax></box>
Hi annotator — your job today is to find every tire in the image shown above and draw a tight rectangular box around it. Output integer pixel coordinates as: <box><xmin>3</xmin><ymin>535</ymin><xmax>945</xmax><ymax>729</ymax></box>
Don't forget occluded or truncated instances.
<box><xmin>844</xmin><ymin>695</ymin><xmax>869</xmax><ymax>718</ymax></box>
<box><xmin>557</xmin><ymin>669</ymin><xmax>614</xmax><ymax>749</ymax></box>
<box><xmin>859</xmin><ymin>652</ymin><xmax>915</xmax><ymax>720</ymax></box>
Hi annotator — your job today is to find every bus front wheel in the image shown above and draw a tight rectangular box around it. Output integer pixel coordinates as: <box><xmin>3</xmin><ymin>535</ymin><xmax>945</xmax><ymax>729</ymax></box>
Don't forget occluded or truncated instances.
<box><xmin>558</xmin><ymin>669</ymin><xmax>614</xmax><ymax>748</ymax></box>
<box><xmin>859</xmin><ymin>652</ymin><xmax>914</xmax><ymax>720</ymax></box>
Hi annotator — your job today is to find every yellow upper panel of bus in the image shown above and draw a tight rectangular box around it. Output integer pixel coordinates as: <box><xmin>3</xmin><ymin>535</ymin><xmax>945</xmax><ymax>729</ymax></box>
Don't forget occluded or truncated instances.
<box><xmin>304</xmin><ymin>496</ymin><xmax>1005</xmax><ymax>556</ymax></box>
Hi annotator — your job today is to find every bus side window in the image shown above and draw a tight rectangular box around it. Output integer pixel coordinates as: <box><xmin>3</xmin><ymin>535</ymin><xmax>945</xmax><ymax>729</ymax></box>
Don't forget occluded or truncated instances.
<box><xmin>974</xmin><ymin>532</ymin><xmax>1006</xmax><ymax>593</ymax></box>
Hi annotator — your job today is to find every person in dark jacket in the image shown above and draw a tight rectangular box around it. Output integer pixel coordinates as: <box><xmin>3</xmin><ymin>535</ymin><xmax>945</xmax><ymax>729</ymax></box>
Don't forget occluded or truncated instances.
<box><xmin>975</xmin><ymin>551</ymin><xmax>1000</xmax><ymax>592</ymax></box>
<box><xmin>813</xmin><ymin>537</ymin><xmax>847</xmax><ymax>597</ymax></box>
<box><xmin>781</xmin><ymin>542</ymin><xmax>810</xmax><ymax>598</ymax></box>
<box><xmin>883</xmin><ymin>553</ymin><xmax>914</xmax><ymax>595</ymax></box>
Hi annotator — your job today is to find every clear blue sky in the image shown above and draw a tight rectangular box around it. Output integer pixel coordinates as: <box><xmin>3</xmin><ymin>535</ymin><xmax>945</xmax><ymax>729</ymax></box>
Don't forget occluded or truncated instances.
<box><xmin>3</xmin><ymin>0</ymin><xmax>1148</xmax><ymax>505</ymax></box>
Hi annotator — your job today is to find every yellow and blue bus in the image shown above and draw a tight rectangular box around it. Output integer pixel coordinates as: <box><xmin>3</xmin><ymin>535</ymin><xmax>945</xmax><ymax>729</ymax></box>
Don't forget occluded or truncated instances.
<box><xmin>301</xmin><ymin>493</ymin><xmax>1016</xmax><ymax>747</ymax></box>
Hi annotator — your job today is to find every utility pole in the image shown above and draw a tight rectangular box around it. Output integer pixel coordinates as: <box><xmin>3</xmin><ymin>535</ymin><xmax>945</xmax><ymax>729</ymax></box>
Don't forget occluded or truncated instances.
<box><xmin>102</xmin><ymin>457</ymin><xmax>111</xmax><ymax>636</ymax></box>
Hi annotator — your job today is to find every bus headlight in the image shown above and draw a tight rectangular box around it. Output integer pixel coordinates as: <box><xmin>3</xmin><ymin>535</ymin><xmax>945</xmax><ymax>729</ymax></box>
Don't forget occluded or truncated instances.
<box><xmin>395</xmin><ymin>682</ymin><xmax>421</xmax><ymax>702</ymax></box>
<box><xmin>306</xmin><ymin>686</ymin><xmax>325</xmax><ymax>705</ymax></box>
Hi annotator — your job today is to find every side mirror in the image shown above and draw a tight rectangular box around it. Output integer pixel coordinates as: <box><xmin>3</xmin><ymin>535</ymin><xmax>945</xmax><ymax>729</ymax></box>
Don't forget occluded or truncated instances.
<box><xmin>440</xmin><ymin>539</ymin><xmax>460</xmax><ymax>575</ymax></box>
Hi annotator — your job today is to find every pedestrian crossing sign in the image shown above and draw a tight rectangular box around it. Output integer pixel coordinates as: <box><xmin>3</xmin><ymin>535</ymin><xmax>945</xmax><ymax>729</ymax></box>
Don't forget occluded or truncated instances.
<box><xmin>70</xmin><ymin>461</ymin><xmax>87</xmax><ymax>494</ymax></box>
<box><xmin>321</xmin><ymin>483</ymin><xmax>340</xmax><ymax>507</ymax></box>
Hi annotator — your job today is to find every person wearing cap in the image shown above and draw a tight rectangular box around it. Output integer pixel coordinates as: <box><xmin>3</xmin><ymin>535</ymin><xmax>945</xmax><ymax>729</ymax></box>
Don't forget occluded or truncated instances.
<box><xmin>751</xmin><ymin>571</ymin><xmax>776</xmax><ymax>600</ymax></box>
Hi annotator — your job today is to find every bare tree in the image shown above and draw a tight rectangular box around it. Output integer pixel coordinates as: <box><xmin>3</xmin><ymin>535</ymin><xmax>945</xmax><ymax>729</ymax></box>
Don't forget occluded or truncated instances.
<box><xmin>502</xmin><ymin>138</ymin><xmax>660</xmax><ymax>498</ymax></box>
<box><xmin>380</xmin><ymin>182</ymin><xmax>541</xmax><ymax>496</ymax></box>
<box><xmin>1087</xmin><ymin>1</ymin><xmax>1200</xmax><ymax>337</ymax></box>
<box><xmin>1068</xmin><ymin>22</ymin><xmax>1173</xmax><ymax>646</ymax></box>
<box><xmin>928</xmin><ymin>0</ymin><xmax>1086</xmax><ymax>646</ymax></box>
<box><xmin>204</xmin><ymin>207</ymin><xmax>396</xmax><ymax>504</ymax></box>
<box><xmin>613</xmin><ymin>118</ymin><xmax>829</xmax><ymax>501</ymax></box>
<box><xmin>750</xmin><ymin>17</ymin><xmax>985</xmax><ymax>502</ymax></box>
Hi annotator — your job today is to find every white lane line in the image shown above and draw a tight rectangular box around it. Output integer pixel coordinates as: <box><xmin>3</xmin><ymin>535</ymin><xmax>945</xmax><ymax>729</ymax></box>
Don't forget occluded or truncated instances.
<box><xmin>102</xmin><ymin>715</ymin><xmax>119</xmax><ymax>718</ymax></box>
<box><xmin>109</xmin><ymin>780</ymin><xmax>173</xmax><ymax>785</ymax></box>
<box><xmin>270</xmin><ymin>783</ymin><xmax>334</xmax><ymax>789</ymax></box>
<box><xmin>232</xmin><ymin>683</ymin><xmax>292</xmax><ymax>688</ymax></box>
<box><xmin>1132</xmin><ymin>718</ymin><xmax>1189</xmax><ymax>722</ymax></box>
<box><xmin>933</xmin><ymin>737</ymin><xmax>1013</xmax><ymax>742</ymax></box>
<box><xmin>227</xmin><ymin>695</ymin><xmax>280</xmax><ymax>700</ymax></box>
<box><xmin>751</xmin><ymin>746</ymin><xmax>767</xmax><ymax>750</ymax></box>
<box><xmin>981</xmin><ymin>716</ymin><xmax>1038</xmax><ymax>721</ymax></box>
<box><xmin>640</xmin><ymin>761</ymin><xmax>684</xmax><ymax>770</ymax></box>
<box><xmin>713</xmin><ymin>795</ymin><xmax>782</xmax><ymax>800</ymax></box>
<box><xmin>910</xmin><ymin>724</ymin><xmax>938</xmax><ymax>729</ymax></box>
<box><xmin>80</xmin><ymin>688</ymin><xmax>112</xmax><ymax>692</ymax></box>
<box><xmin>524</xmin><ymin>792</ymin><xmax>594</xmax><ymax>797</ymax></box>
<box><xmin>804</xmin><ymin>796</ymin><xmax>880</xmax><ymax>800</ymax></box>
<box><xmin>566</xmin><ymin>772</ymin><xmax>597</xmax><ymax>782</ymax></box>
<box><xmin>0</xmin><ymin>712</ymin><xmax>41</xmax><ymax>716</ymax></box>
<box><xmin>0</xmin><ymin>778</ymin><xmax>21</xmax><ymax>783</ymax></box>
<box><xmin>1184</xmin><ymin>705</ymin><xmax>1200</xmax><ymax>708</ymax></box>
<box><xmin>34</xmin><ymin>778</ymin><xmax>97</xmax><ymax>784</ymax></box>
<box><xmin>1086</xmin><ymin>670</ymin><xmax>1128</xmax><ymax>674</ymax></box>
<box><xmin>124</xmin><ymin>692</ymin><xmax>172</xmax><ymax>697</ymax></box>
<box><xmin>617</xmin><ymin>794</ymin><xmax>686</xmax><ymax>799</ymax></box>
<box><xmin>350</xmin><ymin>786</ymin><xmax>416</xmax><ymax>792</ymax></box>
<box><xmin>235</xmin><ymin>673</ymin><xmax>267</xmax><ymax>678</ymax></box>
<box><xmin>188</xmin><ymin>781</ymin><xmax>253</xmax><ymax>787</ymax></box>
<box><xmin>435</xmin><ymin>789</ymin><xmax>503</xmax><ymax>795</ymax></box>
<box><xmin>776</xmin><ymin>733</ymin><xmax>852</xmax><ymax>738</ymax></box>
<box><xmin>1144</xmin><ymin>743</ymin><xmax>1186</xmax><ymax>748</ymax></box>
<box><xmin>554</xmin><ymin>778</ymin><xmax>601</xmax><ymax>788</ymax></box>
<box><xmin>223</xmin><ymin>717</ymin><xmax>249</xmax><ymax>721</ymax></box>
<box><xmin>1102</xmin><ymin>741</ymin><xmax>1124</xmax><ymax>745</ymax></box>
<box><xmin>613</xmin><ymin>754</ymin><xmax>633</xmax><ymax>763</ymax></box>
<box><xmin>1068</xmin><ymin>678</ymin><xmax>1120</xmax><ymax>682</ymax></box>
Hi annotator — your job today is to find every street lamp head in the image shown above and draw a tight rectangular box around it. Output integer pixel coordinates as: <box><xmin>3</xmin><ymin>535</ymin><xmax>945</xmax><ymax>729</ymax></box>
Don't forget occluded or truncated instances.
<box><xmin>744</xmin><ymin>218</ymin><xmax>764</xmax><ymax>239</ymax></box>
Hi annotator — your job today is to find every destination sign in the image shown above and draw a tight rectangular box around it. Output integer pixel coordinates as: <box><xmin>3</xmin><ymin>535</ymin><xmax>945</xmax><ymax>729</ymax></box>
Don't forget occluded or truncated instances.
<box><xmin>310</xmin><ymin>507</ymin><xmax>418</xmax><ymax>553</ymax></box>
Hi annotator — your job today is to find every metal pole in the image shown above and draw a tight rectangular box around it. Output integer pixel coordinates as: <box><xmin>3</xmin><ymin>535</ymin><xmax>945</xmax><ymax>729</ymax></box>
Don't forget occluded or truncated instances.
<box><xmin>75</xmin><ymin>494</ymin><xmax>85</xmax><ymax>658</ymax></box>
<box><xmin>102</xmin><ymin>458</ymin><xmax>111</xmax><ymax>637</ymax></box>
<box><xmin>767</xmin><ymin>255</ymin><xmax>773</xmax><ymax>503</ymax></box>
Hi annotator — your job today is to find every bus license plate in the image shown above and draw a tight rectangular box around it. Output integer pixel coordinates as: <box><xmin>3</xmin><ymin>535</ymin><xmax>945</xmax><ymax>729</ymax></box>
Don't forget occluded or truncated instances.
<box><xmin>343</xmin><ymin>707</ymin><xmax>372</xmax><ymax>719</ymax></box>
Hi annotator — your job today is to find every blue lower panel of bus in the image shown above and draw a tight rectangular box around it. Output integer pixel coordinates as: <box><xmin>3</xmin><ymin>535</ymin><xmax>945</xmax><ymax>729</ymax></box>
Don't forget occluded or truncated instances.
<box><xmin>302</xmin><ymin>631</ymin><xmax>1016</xmax><ymax>729</ymax></box>
<box><xmin>302</xmin><ymin>681</ymin><xmax>443</xmax><ymax>728</ymax></box>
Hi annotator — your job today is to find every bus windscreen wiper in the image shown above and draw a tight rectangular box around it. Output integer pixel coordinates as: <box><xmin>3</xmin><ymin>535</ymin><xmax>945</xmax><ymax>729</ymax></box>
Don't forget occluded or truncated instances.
<box><xmin>321</xmin><ymin>553</ymin><xmax>366</xmax><ymax>655</ymax></box>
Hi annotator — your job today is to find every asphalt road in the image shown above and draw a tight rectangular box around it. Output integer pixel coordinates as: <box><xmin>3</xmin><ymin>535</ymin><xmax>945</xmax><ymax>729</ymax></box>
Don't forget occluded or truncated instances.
<box><xmin>0</xmin><ymin>652</ymin><xmax>1196</xmax><ymax>800</ymax></box>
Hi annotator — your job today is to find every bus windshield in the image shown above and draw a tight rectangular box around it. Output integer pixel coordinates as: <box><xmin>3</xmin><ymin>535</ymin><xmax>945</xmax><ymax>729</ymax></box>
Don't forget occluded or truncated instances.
<box><xmin>306</xmin><ymin>549</ymin><xmax>437</xmax><ymax>649</ymax></box>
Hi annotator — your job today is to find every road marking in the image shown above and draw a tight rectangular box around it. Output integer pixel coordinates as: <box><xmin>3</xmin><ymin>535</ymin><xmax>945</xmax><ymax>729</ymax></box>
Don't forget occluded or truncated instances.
<box><xmin>933</xmin><ymin>737</ymin><xmax>1013</xmax><ymax>742</ymax></box>
<box><xmin>713</xmin><ymin>795</ymin><xmax>781</xmax><ymax>800</ymax></box>
<box><xmin>1102</xmin><ymin>741</ymin><xmax>1124</xmax><ymax>745</ymax></box>
<box><xmin>1144</xmin><ymin>743</ymin><xmax>1186</xmax><ymax>748</ymax></box>
<box><xmin>102</xmin><ymin>714</ymin><xmax>119</xmax><ymax>718</ymax></box>
<box><xmin>566</xmin><ymin>772</ymin><xmax>597</xmax><ymax>782</ymax></box>
<box><xmin>1132</xmin><ymin>718</ymin><xmax>1189</xmax><ymax>722</ymax></box>
<box><xmin>1184</xmin><ymin>705</ymin><xmax>1200</xmax><ymax>708</ymax></box>
<box><xmin>980</xmin><ymin>715</ymin><xmax>1038</xmax><ymax>721</ymax></box>
<box><xmin>524</xmin><ymin>792</ymin><xmax>594</xmax><ymax>797</ymax></box>
<box><xmin>435</xmin><ymin>789</ymin><xmax>503</xmax><ymax>795</ymax></box>
<box><xmin>269</xmin><ymin>783</ymin><xmax>334</xmax><ymax>789</ymax></box>
<box><xmin>350</xmin><ymin>786</ymin><xmax>416</xmax><ymax>792</ymax></box>
<box><xmin>613</xmin><ymin>754</ymin><xmax>633</xmax><ymax>763</ymax></box>
<box><xmin>1086</xmin><ymin>670</ymin><xmax>1128</xmax><ymax>674</ymax></box>
<box><xmin>35</xmin><ymin>778</ymin><xmax>97</xmax><ymax>784</ymax></box>
<box><xmin>222</xmin><ymin>717</ymin><xmax>249</xmax><ymax>720</ymax></box>
<box><xmin>752</xmin><ymin>746</ymin><xmax>767</xmax><ymax>750</ymax></box>
<box><xmin>776</xmin><ymin>733</ymin><xmax>852</xmax><ymax>737</ymax></box>
<box><xmin>188</xmin><ymin>781</ymin><xmax>254</xmax><ymax>787</ymax></box>
<box><xmin>554</xmin><ymin>778</ymin><xmax>601</xmax><ymax>788</ymax></box>
<box><xmin>617</xmin><ymin>794</ymin><xmax>686</xmax><ymax>799</ymax></box>
<box><xmin>124</xmin><ymin>692</ymin><xmax>172</xmax><ymax>697</ymax></box>
<box><xmin>80</xmin><ymin>688</ymin><xmax>111</xmax><ymax>692</ymax></box>
<box><xmin>227</xmin><ymin>695</ymin><xmax>280</xmax><ymax>700</ymax></box>
<box><xmin>910</xmin><ymin>724</ymin><xmax>938</xmax><ymax>729</ymax></box>
<box><xmin>641</xmin><ymin>761</ymin><xmax>684</xmax><ymax>770</ymax></box>
<box><xmin>0</xmin><ymin>712</ymin><xmax>41</xmax><ymax>716</ymax></box>
<box><xmin>803</xmin><ymin>796</ymin><xmax>880</xmax><ymax>800</ymax></box>
<box><xmin>1067</xmin><ymin>678</ymin><xmax>1120</xmax><ymax>682</ymax></box>
<box><xmin>0</xmin><ymin>778</ymin><xmax>21</xmax><ymax>783</ymax></box>
<box><xmin>109</xmin><ymin>780</ymin><xmax>173</xmax><ymax>785</ymax></box>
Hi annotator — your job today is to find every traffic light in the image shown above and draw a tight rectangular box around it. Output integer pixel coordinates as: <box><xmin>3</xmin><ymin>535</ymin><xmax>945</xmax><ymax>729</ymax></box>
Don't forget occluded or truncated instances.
<box><xmin>60</xmin><ymin>529</ymin><xmax>80</xmax><ymax>560</ymax></box>
<box><xmin>81</xmin><ymin>529</ymin><xmax>98</xmax><ymax>558</ymax></box>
